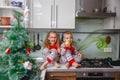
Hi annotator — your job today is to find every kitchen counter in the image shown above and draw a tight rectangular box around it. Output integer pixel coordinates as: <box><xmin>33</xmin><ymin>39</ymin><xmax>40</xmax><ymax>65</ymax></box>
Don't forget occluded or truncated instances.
<box><xmin>40</xmin><ymin>65</ymin><xmax>120</xmax><ymax>80</ymax></box>
<box><xmin>33</xmin><ymin>57</ymin><xmax>120</xmax><ymax>80</ymax></box>
<box><xmin>30</xmin><ymin>53</ymin><xmax>120</xmax><ymax>73</ymax></box>
<box><xmin>47</xmin><ymin>65</ymin><xmax>120</xmax><ymax>72</ymax></box>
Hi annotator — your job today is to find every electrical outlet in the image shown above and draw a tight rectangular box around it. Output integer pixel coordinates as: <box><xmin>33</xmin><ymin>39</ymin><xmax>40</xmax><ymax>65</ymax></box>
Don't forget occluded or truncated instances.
<box><xmin>104</xmin><ymin>48</ymin><xmax>112</xmax><ymax>52</ymax></box>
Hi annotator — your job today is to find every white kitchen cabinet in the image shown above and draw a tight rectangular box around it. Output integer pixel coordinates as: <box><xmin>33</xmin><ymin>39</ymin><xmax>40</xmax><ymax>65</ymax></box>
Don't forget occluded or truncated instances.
<box><xmin>32</xmin><ymin>0</ymin><xmax>52</xmax><ymax>28</ymax></box>
<box><xmin>31</xmin><ymin>0</ymin><xmax>75</xmax><ymax>29</ymax></box>
<box><xmin>103</xmin><ymin>0</ymin><xmax>120</xmax><ymax>29</ymax></box>
<box><xmin>55</xmin><ymin>0</ymin><xmax>75</xmax><ymax>29</ymax></box>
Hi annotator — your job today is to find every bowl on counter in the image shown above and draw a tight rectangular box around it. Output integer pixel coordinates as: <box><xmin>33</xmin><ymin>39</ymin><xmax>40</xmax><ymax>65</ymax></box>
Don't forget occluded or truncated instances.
<box><xmin>11</xmin><ymin>1</ymin><xmax>23</xmax><ymax>7</ymax></box>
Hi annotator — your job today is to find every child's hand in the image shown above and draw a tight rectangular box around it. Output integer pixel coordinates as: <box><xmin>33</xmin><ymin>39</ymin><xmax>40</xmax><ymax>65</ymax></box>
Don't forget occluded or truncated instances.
<box><xmin>57</xmin><ymin>48</ymin><xmax>61</xmax><ymax>54</ymax></box>
<box><xmin>77</xmin><ymin>52</ymin><xmax>82</xmax><ymax>59</ymax></box>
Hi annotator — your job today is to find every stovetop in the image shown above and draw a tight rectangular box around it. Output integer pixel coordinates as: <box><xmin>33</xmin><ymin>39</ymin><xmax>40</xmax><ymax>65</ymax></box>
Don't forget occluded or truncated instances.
<box><xmin>79</xmin><ymin>57</ymin><xmax>113</xmax><ymax>68</ymax></box>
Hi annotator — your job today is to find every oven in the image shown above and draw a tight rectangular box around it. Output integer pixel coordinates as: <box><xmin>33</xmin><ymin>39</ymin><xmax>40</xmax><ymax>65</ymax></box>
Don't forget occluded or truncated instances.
<box><xmin>76</xmin><ymin>72</ymin><xmax>114</xmax><ymax>80</ymax></box>
<box><xmin>76</xmin><ymin>58</ymin><xmax>115</xmax><ymax>80</ymax></box>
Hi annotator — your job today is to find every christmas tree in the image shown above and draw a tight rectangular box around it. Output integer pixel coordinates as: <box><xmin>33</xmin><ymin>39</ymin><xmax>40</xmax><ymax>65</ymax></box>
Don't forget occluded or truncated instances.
<box><xmin>0</xmin><ymin>10</ymin><xmax>40</xmax><ymax>80</ymax></box>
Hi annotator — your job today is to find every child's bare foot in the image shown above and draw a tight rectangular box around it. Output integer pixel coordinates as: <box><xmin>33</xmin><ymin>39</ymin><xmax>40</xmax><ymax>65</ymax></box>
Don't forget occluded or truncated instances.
<box><xmin>66</xmin><ymin>63</ymin><xmax>70</xmax><ymax>69</ymax></box>
<box><xmin>39</xmin><ymin>64</ymin><xmax>46</xmax><ymax>70</ymax></box>
<box><xmin>39</xmin><ymin>61</ymin><xmax>49</xmax><ymax>70</ymax></box>
<box><xmin>53</xmin><ymin>61</ymin><xmax>60</xmax><ymax>68</ymax></box>
<box><xmin>72</xmin><ymin>62</ymin><xmax>81</xmax><ymax>68</ymax></box>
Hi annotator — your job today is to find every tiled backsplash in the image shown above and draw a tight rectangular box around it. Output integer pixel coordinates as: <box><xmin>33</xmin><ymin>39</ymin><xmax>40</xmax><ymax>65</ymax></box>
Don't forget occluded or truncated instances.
<box><xmin>74</xmin><ymin>33</ymin><xmax>118</xmax><ymax>59</ymax></box>
<box><xmin>28</xmin><ymin>31</ymin><xmax>119</xmax><ymax>60</ymax></box>
<box><xmin>75</xmin><ymin>19</ymin><xmax>104</xmax><ymax>32</ymax></box>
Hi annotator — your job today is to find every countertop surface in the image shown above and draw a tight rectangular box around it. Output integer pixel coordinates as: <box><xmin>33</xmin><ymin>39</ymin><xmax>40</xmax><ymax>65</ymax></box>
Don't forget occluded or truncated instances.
<box><xmin>46</xmin><ymin>65</ymin><xmax>120</xmax><ymax>72</ymax></box>
<box><xmin>32</xmin><ymin>56</ymin><xmax>120</xmax><ymax>79</ymax></box>
<box><xmin>30</xmin><ymin>51</ymin><xmax>120</xmax><ymax>80</ymax></box>
<box><xmin>40</xmin><ymin>64</ymin><xmax>120</xmax><ymax>80</ymax></box>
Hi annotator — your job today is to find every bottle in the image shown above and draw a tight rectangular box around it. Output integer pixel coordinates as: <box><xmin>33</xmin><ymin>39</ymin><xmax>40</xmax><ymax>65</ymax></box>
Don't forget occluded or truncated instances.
<box><xmin>24</xmin><ymin>6</ymin><xmax>30</xmax><ymax>28</ymax></box>
<box><xmin>76</xmin><ymin>7</ymin><xmax>85</xmax><ymax>17</ymax></box>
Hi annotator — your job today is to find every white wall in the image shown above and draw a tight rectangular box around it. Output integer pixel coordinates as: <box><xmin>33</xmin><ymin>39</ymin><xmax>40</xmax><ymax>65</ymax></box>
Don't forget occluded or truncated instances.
<box><xmin>104</xmin><ymin>0</ymin><xmax>120</xmax><ymax>29</ymax></box>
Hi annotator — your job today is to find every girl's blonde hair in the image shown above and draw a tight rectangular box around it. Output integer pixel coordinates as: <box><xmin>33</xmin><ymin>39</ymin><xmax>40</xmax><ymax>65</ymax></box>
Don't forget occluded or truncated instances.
<box><xmin>43</xmin><ymin>31</ymin><xmax>61</xmax><ymax>49</ymax></box>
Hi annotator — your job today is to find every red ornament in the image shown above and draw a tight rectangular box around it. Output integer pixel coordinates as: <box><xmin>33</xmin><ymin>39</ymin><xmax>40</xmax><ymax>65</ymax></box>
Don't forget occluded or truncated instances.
<box><xmin>26</xmin><ymin>48</ymin><xmax>30</xmax><ymax>54</ymax></box>
<box><xmin>5</xmin><ymin>48</ymin><xmax>10</xmax><ymax>54</ymax></box>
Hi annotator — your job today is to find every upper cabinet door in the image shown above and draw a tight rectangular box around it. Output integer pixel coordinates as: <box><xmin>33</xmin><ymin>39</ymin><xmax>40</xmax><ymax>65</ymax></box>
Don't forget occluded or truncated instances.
<box><xmin>32</xmin><ymin>0</ymin><xmax>75</xmax><ymax>29</ymax></box>
<box><xmin>55</xmin><ymin>0</ymin><xmax>75</xmax><ymax>29</ymax></box>
<box><xmin>32</xmin><ymin>0</ymin><xmax>53</xmax><ymax>28</ymax></box>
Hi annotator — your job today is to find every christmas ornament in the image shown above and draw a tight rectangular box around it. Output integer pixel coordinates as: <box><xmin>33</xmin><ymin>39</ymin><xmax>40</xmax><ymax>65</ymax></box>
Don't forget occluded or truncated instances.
<box><xmin>4</xmin><ymin>40</ymin><xmax>13</xmax><ymax>55</ymax></box>
<box><xmin>18</xmin><ymin>60</ymin><xmax>24</xmax><ymax>64</ymax></box>
<box><xmin>4</xmin><ymin>48</ymin><xmax>10</xmax><ymax>54</ymax></box>
<box><xmin>23</xmin><ymin>61</ymin><xmax>32</xmax><ymax>70</ymax></box>
<box><xmin>26</xmin><ymin>48</ymin><xmax>30</xmax><ymax>54</ymax></box>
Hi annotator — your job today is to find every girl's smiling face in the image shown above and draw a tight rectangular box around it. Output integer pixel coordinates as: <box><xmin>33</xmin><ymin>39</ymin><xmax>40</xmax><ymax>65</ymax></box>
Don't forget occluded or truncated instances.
<box><xmin>48</xmin><ymin>33</ymin><xmax>57</xmax><ymax>45</ymax></box>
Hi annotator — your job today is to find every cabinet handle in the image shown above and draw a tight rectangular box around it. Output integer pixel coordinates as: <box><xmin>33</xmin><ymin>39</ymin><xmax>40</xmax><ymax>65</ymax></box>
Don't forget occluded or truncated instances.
<box><xmin>51</xmin><ymin>5</ymin><xmax>53</xmax><ymax>28</ymax></box>
<box><xmin>50</xmin><ymin>74</ymin><xmax>76</xmax><ymax>77</ymax></box>
<box><xmin>30</xmin><ymin>0</ymin><xmax>33</xmax><ymax>27</ymax></box>
<box><xmin>52</xmin><ymin>0</ymin><xmax>56</xmax><ymax>28</ymax></box>
<box><xmin>56</xmin><ymin>5</ymin><xmax>58</xmax><ymax>28</ymax></box>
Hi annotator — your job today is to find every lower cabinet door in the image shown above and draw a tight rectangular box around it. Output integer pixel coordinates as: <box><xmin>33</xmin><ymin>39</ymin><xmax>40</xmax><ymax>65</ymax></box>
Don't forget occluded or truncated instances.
<box><xmin>46</xmin><ymin>72</ymin><xmax>76</xmax><ymax>80</ymax></box>
<box><xmin>115</xmin><ymin>72</ymin><xmax>120</xmax><ymax>80</ymax></box>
